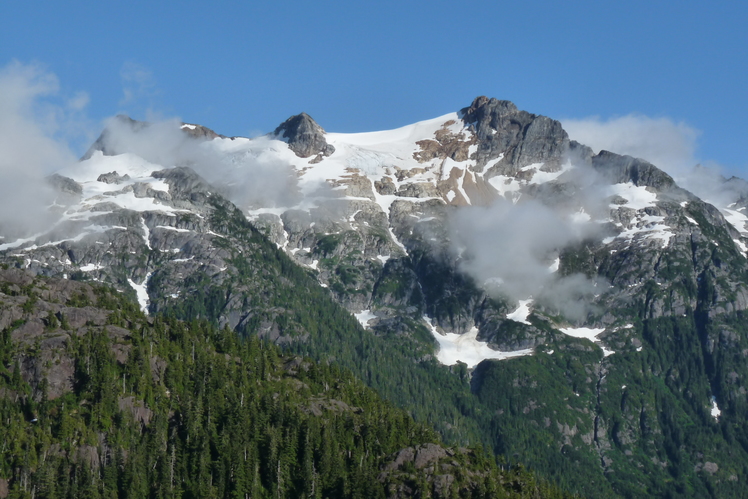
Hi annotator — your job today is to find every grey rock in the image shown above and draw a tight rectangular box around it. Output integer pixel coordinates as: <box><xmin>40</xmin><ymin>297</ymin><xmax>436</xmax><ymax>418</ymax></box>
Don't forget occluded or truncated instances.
<box><xmin>118</xmin><ymin>396</ymin><xmax>153</xmax><ymax>426</ymax></box>
<box><xmin>273</xmin><ymin>113</ymin><xmax>335</xmax><ymax>159</ymax></box>
<box><xmin>97</xmin><ymin>171</ymin><xmax>131</xmax><ymax>184</ymax></box>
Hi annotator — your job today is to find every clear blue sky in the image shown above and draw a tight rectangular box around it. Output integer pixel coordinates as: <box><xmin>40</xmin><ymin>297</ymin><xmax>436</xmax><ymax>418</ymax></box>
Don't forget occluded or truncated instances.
<box><xmin>2</xmin><ymin>1</ymin><xmax>746</xmax><ymax>174</ymax></box>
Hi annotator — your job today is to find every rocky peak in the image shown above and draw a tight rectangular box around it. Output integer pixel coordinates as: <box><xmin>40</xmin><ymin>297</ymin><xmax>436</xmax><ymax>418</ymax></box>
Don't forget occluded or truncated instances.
<box><xmin>459</xmin><ymin>96</ymin><xmax>569</xmax><ymax>173</ymax></box>
<box><xmin>274</xmin><ymin>112</ymin><xmax>335</xmax><ymax>161</ymax></box>
<box><xmin>460</xmin><ymin>96</ymin><xmax>518</xmax><ymax>130</ymax></box>
<box><xmin>591</xmin><ymin>150</ymin><xmax>676</xmax><ymax>191</ymax></box>
<box><xmin>180</xmin><ymin>122</ymin><xmax>224</xmax><ymax>140</ymax></box>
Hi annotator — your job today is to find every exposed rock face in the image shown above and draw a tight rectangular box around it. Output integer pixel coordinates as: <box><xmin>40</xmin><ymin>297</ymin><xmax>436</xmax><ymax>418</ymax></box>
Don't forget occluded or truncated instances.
<box><xmin>379</xmin><ymin>444</ymin><xmax>486</xmax><ymax>498</ymax></box>
<box><xmin>0</xmin><ymin>268</ymin><xmax>113</xmax><ymax>401</ymax></box>
<box><xmin>460</xmin><ymin>96</ymin><xmax>569</xmax><ymax>173</ymax></box>
<box><xmin>413</xmin><ymin>119</ymin><xmax>476</xmax><ymax>165</ymax></box>
<box><xmin>592</xmin><ymin>150</ymin><xmax>676</xmax><ymax>189</ymax></box>
<box><xmin>274</xmin><ymin>113</ymin><xmax>335</xmax><ymax>160</ymax></box>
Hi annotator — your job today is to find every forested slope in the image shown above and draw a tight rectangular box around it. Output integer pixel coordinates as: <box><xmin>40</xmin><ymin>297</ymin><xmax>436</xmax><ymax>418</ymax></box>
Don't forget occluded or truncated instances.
<box><xmin>0</xmin><ymin>268</ymin><xmax>573</xmax><ymax>498</ymax></box>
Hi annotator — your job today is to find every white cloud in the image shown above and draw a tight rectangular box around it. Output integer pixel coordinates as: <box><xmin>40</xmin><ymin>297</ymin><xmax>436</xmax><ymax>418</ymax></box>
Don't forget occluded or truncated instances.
<box><xmin>561</xmin><ymin>114</ymin><xmax>700</xmax><ymax>175</ymax></box>
<box><xmin>448</xmin><ymin>196</ymin><xmax>604</xmax><ymax>321</ymax></box>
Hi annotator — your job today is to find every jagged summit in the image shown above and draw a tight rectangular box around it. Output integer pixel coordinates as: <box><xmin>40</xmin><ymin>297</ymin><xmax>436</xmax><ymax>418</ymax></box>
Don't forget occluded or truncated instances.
<box><xmin>460</xmin><ymin>96</ymin><xmax>569</xmax><ymax>172</ymax></box>
<box><xmin>273</xmin><ymin>112</ymin><xmax>335</xmax><ymax>161</ymax></box>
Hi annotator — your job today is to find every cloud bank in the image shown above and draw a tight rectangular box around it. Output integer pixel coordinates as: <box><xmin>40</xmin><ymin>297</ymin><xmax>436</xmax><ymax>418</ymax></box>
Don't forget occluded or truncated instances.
<box><xmin>448</xmin><ymin>186</ymin><xmax>606</xmax><ymax>322</ymax></box>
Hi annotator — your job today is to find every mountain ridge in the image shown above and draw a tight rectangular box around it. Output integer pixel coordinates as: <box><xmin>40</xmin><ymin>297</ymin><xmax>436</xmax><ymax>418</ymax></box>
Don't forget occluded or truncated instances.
<box><xmin>3</xmin><ymin>96</ymin><xmax>748</xmax><ymax>497</ymax></box>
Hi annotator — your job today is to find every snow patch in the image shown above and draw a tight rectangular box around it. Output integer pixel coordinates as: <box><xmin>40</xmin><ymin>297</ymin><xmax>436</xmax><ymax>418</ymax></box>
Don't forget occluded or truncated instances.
<box><xmin>355</xmin><ymin>310</ymin><xmax>377</xmax><ymax>329</ymax></box>
<box><xmin>506</xmin><ymin>299</ymin><xmax>533</xmax><ymax>325</ymax></box>
<box><xmin>141</xmin><ymin>218</ymin><xmax>152</xmax><ymax>250</ymax></box>
<box><xmin>79</xmin><ymin>263</ymin><xmax>103</xmax><ymax>272</ymax></box>
<box><xmin>602</xmin><ymin>214</ymin><xmax>673</xmax><ymax>247</ymax></box>
<box><xmin>128</xmin><ymin>272</ymin><xmax>152</xmax><ymax>314</ymax></box>
<box><xmin>156</xmin><ymin>225</ymin><xmax>192</xmax><ymax>233</ymax></box>
<box><xmin>528</xmin><ymin>161</ymin><xmax>573</xmax><ymax>184</ymax></box>
<box><xmin>606</xmin><ymin>183</ymin><xmax>658</xmax><ymax>210</ymax></box>
<box><xmin>425</xmin><ymin>317</ymin><xmax>533</xmax><ymax>368</ymax></box>
<box><xmin>710</xmin><ymin>396</ymin><xmax>721</xmax><ymax>420</ymax></box>
<box><xmin>558</xmin><ymin>326</ymin><xmax>616</xmax><ymax>356</ymax></box>
<box><xmin>487</xmin><ymin>175</ymin><xmax>521</xmax><ymax>199</ymax></box>
<box><xmin>558</xmin><ymin>326</ymin><xmax>605</xmax><ymax>341</ymax></box>
<box><xmin>548</xmin><ymin>257</ymin><xmax>560</xmax><ymax>273</ymax></box>
<box><xmin>723</xmin><ymin>208</ymin><xmax>748</xmax><ymax>235</ymax></box>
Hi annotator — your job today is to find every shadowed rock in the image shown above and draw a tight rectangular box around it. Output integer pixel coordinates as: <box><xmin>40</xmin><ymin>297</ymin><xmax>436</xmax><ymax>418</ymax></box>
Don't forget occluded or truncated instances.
<box><xmin>591</xmin><ymin>150</ymin><xmax>676</xmax><ymax>190</ymax></box>
<box><xmin>460</xmin><ymin>96</ymin><xmax>569</xmax><ymax>173</ymax></box>
<box><xmin>274</xmin><ymin>113</ymin><xmax>335</xmax><ymax>160</ymax></box>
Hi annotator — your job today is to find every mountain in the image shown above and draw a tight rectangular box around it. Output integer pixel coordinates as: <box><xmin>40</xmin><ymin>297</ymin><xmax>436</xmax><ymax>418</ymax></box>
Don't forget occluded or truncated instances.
<box><xmin>3</xmin><ymin>96</ymin><xmax>748</xmax><ymax>497</ymax></box>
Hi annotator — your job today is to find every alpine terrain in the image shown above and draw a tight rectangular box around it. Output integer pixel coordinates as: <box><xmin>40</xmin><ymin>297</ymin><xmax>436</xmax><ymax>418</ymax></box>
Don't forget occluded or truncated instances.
<box><xmin>3</xmin><ymin>96</ymin><xmax>748</xmax><ymax>498</ymax></box>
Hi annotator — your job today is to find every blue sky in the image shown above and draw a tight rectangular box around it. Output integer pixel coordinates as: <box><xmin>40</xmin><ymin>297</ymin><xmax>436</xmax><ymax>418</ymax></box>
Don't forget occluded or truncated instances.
<box><xmin>1</xmin><ymin>1</ymin><xmax>746</xmax><ymax>175</ymax></box>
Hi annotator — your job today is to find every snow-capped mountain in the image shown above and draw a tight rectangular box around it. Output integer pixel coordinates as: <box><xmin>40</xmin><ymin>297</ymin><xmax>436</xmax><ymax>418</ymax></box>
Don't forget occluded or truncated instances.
<box><xmin>4</xmin><ymin>97</ymin><xmax>748</xmax><ymax>497</ymax></box>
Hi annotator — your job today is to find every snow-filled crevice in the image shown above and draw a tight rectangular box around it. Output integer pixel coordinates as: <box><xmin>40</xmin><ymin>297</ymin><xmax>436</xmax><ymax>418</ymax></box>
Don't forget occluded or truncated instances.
<box><xmin>128</xmin><ymin>272</ymin><xmax>152</xmax><ymax>314</ymax></box>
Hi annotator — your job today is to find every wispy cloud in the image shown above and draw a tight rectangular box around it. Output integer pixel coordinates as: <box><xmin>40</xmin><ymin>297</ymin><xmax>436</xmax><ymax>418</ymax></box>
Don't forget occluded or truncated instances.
<box><xmin>120</xmin><ymin>61</ymin><xmax>159</xmax><ymax>108</ymax></box>
<box><xmin>560</xmin><ymin>114</ymin><xmax>741</xmax><ymax>206</ymax></box>
<box><xmin>561</xmin><ymin>114</ymin><xmax>700</xmax><ymax>175</ymax></box>
<box><xmin>0</xmin><ymin>61</ymin><xmax>80</xmax><ymax>236</ymax></box>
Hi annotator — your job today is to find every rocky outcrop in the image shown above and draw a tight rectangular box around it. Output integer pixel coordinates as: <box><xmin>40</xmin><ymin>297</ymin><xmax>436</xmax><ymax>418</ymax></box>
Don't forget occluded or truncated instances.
<box><xmin>180</xmin><ymin>122</ymin><xmax>224</xmax><ymax>140</ymax></box>
<box><xmin>274</xmin><ymin>113</ymin><xmax>335</xmax><ymax>160</ymax></box>
<box><xmin>97</xmin><ymin>171</ymin><xmax>131</xmax><ymax>184</ymax></box>
<box><xmin>379</xmin><ymin>444</ymin><xmax>490</xmax><ymax>498</ymax></box>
